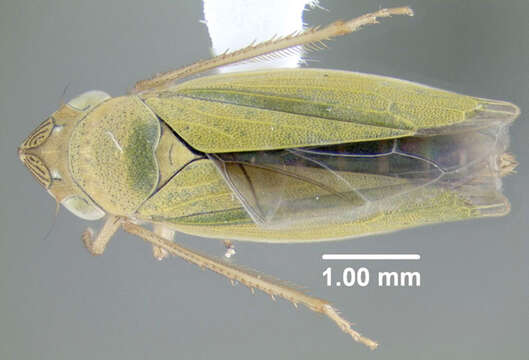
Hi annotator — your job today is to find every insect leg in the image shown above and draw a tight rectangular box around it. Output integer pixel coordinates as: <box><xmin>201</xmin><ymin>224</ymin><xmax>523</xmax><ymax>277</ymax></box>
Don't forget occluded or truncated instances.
<box><xmin>81</xmin><ymin>215</ymin><xmax>122</xmax><ymax>255</ymax></box>
<box><xmin>152</xmin><ymin>224</ymin><xmax>175</xmax><ymax>260</ymax></box>
<box><xmin>122</xmin><ymin>221</ymin><xmax>378</xmax><ymax>349</ymax></box>
<box><xmin>133</xmin><ymin>6</ymin><xmax>413</xmax><ymax>92</ymax></box>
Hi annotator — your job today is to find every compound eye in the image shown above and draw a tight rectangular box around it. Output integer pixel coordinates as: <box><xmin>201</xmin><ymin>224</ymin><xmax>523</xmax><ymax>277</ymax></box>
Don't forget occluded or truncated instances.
<box><xmin>20</xmin><ymin>118</ymin><xmax>54</xmax><ymax>150</ymax></box>
<box><xmin>61</xmin><ymin>195</ymin><xmax>106</xmax><ymax>220</ymax></box>
<box><xmin>20</xmin><ymin>153</ymin><xmax>52</xmax><ymax>189</ymax></box>
<box><xmin>67</xmin><ymin>90</ymin><xmax>111</xmax><ymax>111</ymax></box>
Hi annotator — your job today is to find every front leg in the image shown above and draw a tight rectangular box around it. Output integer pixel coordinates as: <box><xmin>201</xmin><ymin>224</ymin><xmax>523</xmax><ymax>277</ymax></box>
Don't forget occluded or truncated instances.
<box><xmin>82</xmin><ymin>215</ymin><xmax>122</xmax><ymax>255</ymax></box>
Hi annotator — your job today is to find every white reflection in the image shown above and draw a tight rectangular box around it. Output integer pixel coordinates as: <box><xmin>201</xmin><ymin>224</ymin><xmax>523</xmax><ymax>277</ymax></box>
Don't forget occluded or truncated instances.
<box><xmin>202</xmin><ymin>0</ymin><xmax>318</xmax><ymax>72</ymax></box>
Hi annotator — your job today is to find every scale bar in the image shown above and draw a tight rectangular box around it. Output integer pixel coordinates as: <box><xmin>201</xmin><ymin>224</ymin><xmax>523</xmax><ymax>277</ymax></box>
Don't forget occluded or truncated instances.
<box><xmin>322</xmin><ymin>254</ymin><xmax>420</xmax><ymax>260</ymax></box>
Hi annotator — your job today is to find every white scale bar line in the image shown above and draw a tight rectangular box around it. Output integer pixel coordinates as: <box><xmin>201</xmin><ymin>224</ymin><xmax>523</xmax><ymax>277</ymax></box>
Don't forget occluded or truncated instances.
<box><xmin>322</xmin><ymin>254</ymin><xmax>420</xmax><ymax>260</ymax></box>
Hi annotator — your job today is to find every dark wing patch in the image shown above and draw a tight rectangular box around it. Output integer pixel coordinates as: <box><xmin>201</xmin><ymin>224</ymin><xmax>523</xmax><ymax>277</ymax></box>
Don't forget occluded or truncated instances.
<box><xmin>210</xmin><ymin>123</ymin><xmax>511</xmax><ymax>229</ymax></box>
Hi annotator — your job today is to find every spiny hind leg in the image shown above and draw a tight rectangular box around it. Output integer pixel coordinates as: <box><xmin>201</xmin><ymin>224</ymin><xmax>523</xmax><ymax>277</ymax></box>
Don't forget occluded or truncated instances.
<box><xmin>82</xmin><ymin>215</ymin><xmax>122</xmax><ymax>255</ymax></box>
<box><xmin>122</xmin><ymin>220</ymin><xmax>378</xmax><ymax>349</ymax></box>
<box><xmin>133</xmin><ymin>6</ymin><xmax>413</xmax><ymax>92</ymax></box>
<box><xmin>152</xmin><ymin>224</ymin><xmax>175</xmax><ymax>260</ymax></box>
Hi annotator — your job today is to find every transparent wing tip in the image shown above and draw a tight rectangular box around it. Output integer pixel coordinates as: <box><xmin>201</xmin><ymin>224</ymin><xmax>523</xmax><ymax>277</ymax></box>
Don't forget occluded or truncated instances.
<box><xmin>418</xmin><ymin>99</ymin><xmax>520</xmax><ymax>136</ymax></box>
<box><xmin>473</xmin><ymin>99</ymin><xmax>521</xmax><ymax>125</ymax></box>
<box><xmin>471</xmin><ymin>193</ymin><xmax>511</xmax><ymax>217</ymax></box>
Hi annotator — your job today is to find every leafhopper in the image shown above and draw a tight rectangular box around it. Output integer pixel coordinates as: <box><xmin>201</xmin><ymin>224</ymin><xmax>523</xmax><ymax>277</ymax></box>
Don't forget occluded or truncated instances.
<box><xmin>18</xmin><ymin>7</ymin><xmax>519</xmax><ymax>349</ymax></box>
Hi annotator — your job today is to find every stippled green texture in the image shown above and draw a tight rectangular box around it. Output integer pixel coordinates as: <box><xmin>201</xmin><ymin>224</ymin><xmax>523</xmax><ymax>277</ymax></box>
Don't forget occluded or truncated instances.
<box><xmin>64</xmin><ymin>69</ymin><xmax>517</xmax><ymax>240</ymax></box>
<box><xmin>140</xmin><ymin>69</ymin><xmax>516</xmax><ymax>153</ymax></box>
<box><xmin>125</xmin><ymin>123</ymin><xmax>159</xmax><ymax>194</ymax></box>
<box><xmin>163</xmin><ymin>186</ymin><xmax>495</xmax><ymax>243</ymax></box>
<box><xmin>70</xmin><ymin>96</ymin><xmax>160</xmax><ymax>215</ymax></box>
<box><xmin>137</xmin><ymin>160</ymin><xmax>244</xmax><ymax>223</ymax></box>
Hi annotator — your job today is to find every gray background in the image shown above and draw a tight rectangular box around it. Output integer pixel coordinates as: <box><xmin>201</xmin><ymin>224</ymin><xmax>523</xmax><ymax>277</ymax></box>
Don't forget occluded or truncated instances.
<box><xmin>1</xmin><ymin>0</ymin><xmax>528</xmax><ymax>359</ymax></box>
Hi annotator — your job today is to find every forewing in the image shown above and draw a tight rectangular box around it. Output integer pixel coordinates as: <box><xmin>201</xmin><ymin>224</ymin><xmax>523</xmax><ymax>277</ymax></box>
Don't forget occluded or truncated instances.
<box><xmin>141</xmin><ymin>69</ymin><xmax>519</xmax><ymax>153</ymax></box>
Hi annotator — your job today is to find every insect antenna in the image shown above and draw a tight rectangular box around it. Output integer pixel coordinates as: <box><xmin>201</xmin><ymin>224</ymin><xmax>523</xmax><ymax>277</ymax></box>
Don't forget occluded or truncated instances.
<box><xmin>40</xmin><ymin>201</ymin><xmax>61</xmax><ymax>244</ymax></box>
<box><xmin>59</xmin><ymin>82</ymin><xmax>72</xmax><ymax>107</ymax></box>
